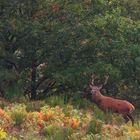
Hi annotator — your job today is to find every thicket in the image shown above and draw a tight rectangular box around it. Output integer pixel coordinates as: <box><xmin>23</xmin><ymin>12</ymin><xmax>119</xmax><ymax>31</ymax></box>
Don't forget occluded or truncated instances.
<box><xmin>0</xmin><ymin>0</ymin><xmax>140</xmax><ymax>106</ymax></box>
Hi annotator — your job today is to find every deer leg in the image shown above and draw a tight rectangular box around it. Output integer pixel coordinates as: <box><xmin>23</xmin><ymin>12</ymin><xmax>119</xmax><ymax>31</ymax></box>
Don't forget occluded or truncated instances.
<box><xmin>127</xmin><ymin>114</ymin><xmax>134</xmax><ymax>126</ymax></box>
<box><xmin>122</xmin><ymin>115</ymin><xmax>129</xmax><ymax>124</ymax></box>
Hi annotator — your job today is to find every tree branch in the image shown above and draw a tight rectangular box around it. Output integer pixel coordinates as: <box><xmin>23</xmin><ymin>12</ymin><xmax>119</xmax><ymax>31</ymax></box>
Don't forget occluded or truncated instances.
<box><xmin>42</xmin><ymin>81</ymin><xmax>56</xmax><ymax>94</ymax></box>
<box><xmin>3</xmin><ymin>58</ymin><xmax>18</xmax><ymax>71</ymax></box>
<box><xmin>35</xmin><ymin>76</ymin><xmax>48</xmax><ymax>90</ymax></box>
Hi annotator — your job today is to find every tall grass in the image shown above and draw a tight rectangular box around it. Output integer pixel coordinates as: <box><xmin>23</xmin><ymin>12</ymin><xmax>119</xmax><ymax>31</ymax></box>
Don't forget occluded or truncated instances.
<box><xmin>45</xmin><ymin>95</ymin><xmax>65</xmax><ymax>107</ymax></box>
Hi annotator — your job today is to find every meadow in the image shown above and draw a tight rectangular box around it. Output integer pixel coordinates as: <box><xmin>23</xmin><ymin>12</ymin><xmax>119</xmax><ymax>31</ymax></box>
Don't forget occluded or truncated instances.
<box><xmin>0</xmin><ymin>96</ymin><xmax>140</xmax><ymax>140</ymax></box>
<box><xmin>0</xmin><ymin>1</ymin><xmax>140</xmax><ymax>139</ymax></box>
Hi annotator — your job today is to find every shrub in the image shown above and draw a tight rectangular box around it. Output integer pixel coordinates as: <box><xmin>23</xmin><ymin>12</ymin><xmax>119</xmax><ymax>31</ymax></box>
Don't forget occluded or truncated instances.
<box><xmin>26</xmin><ymin>101</ymin><xmax>46</xmax><ymax>112</ymax></box>
<box><xmin>71</xmin><ymin>97</ymin><xmax>93</xmax><ymax>109</ymax></box>
<box><xmin>87</xmin><ymin>118</ymin><xmax>104</xmax><ymax>134</ymax></box>
<box><xmin>11</xmin><ymin>111</ymin><xmax>26</xmax><ymax>126</ymax></box>
<box><xmin>5</xmin><ymin>104</ymin><xmax>27</xmax><ymax>126</ymax></box>
<box><xmin>43</xmin><ymin>125</ymin><xmax>72</xmax><ymax>140</ymax></box>
<box><xmin>45</xmin><ymin>96</ymin><xmax>65</xmax><ymax>107</ymax></box>
<box><xmin>42</xmin><ymin>125</ymin><xmax>59</xmax><ymax>137</ymax></box>
<box><xmin>93</xmin><ymin>106</ymin><xmax>113</xmax><ymax>123</ymax></box>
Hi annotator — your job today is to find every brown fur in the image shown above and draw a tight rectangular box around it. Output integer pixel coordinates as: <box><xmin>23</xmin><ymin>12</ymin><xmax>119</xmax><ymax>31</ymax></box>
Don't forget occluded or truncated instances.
<box><xmin>90</xmin><ymin>75</ymin><xmax>135</xmax><ymax>126</ymax></box>
<box><xmin>91</xmin><ymin>90</ymin><xmax>135</xmax><ymax>126</ymax></box>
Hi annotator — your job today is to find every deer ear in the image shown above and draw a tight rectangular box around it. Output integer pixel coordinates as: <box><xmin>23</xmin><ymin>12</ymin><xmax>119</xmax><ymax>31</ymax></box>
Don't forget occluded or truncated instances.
<box><xmin>98</xmin><ymin>85</ymin><xmax>102</xmax><ymax>90</ymax></box>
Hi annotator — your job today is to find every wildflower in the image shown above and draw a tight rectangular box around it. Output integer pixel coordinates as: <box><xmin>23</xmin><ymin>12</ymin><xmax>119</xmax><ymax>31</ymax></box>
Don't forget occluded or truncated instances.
<box><xmin>0</xmin><ymin>128</ymin><xmax>7</xmax><ymax>139</ymax></box>
<box><xmin>71</xmin><ymin>118</ymin><xmax>80</xmax><ymax>129</ymax></box>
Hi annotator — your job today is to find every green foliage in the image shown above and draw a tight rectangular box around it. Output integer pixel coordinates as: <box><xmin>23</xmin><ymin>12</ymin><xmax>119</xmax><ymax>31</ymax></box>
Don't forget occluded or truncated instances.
<box><xmin>43</xmin><ymin>125</ymin><xmax>72</xmax><ymax>140</ymax></box>
<box><xmin>42</xmin><ymin>125</ymin><xmax>59</xmax><ymax>137</ymax></box>
<box><xmin>71</xmin><ymin>97</ymin><xmax>93</xmax><ymax>109</ymax></box>
<box><xmin>87</xmin><ymin>119</ymin><xmax>103</xmax><ymax>134</ymax></box>
<box><xmin>45</xmin><ymin>96</ymin><xmax>65</xmax><ymax>107</ymax></box>
<box><xmin>5</xmin><ymin>86</ymin><xmax>24</xmax><ymax>101</ymax></box>
<box><xmin>0</xmin><ymin>0</ymin><xmax>140</xmax><ymax>105</ymax></box>
<box><xmin>26</xmin><ymin>101</ymin><xmax>46</xmax><ymax>112</ymax></box>
<box><xmin>11</xmin><ymin>112</ymin><xmax>26</xmax><ymax>126</ymax></box>
<box><xmin>5</xmin><ymin>104</ymin><xmax>27</xmax><ymax>126</ymax></box>
<box><xmin>93</xmin><ymin>106</ymin><xmax>113</xmax><ymax>123</ymax></box>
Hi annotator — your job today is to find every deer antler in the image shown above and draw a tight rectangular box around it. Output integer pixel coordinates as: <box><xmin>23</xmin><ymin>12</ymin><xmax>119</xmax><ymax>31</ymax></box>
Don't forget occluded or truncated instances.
<box><xmin>99</xmin><ymin>75</ymin><xmax>109</xmax><ymax>89</ymax></box>
<box><xmin>89</xmin><ymin>74</ymin><xmax>98</xmax><ymax>87</ymax></box>
<box><xmin>103</xmin><ymin>75</ymin><xmax>109</xmax><ymax>85</ymax></box>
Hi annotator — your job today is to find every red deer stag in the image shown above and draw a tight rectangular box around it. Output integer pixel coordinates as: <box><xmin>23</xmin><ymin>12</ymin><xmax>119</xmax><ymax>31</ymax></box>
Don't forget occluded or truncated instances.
<box><xmin>89</xmin><ymin>74</ymin><xmax>135</xmax><ymax>126</ymax></box>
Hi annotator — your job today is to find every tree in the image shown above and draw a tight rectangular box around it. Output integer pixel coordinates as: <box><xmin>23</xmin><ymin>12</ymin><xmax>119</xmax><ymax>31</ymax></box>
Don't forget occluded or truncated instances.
<box><xmin>0</xmin><ymin>0</ymin><xmax>140</xmax><ymax>105</ymax></box>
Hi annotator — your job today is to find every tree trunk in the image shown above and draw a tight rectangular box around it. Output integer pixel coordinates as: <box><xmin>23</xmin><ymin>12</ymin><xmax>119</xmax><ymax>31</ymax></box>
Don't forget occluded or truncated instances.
<box><xmin>30</xmin><ymin>64</ymin><xmax>37</xmax><ymax>100</ymax></box>
<box><xmin>0</xmin><ymin>88</ymin><xmax>4</xmax><ymax>97</ymax></box>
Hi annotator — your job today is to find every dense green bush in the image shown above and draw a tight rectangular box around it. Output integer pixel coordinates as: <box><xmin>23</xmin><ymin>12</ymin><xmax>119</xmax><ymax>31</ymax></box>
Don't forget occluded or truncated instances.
<box><xmin>0</xmin><ymin>0</ymin><xmax>139</xmax><ymax>106</ymax></box>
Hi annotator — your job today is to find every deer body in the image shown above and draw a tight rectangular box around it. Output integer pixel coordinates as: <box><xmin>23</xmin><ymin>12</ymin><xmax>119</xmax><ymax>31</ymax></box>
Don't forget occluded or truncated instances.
<box><xmin>92</xmin><ymin>92</ymin><xmax>135</xmax><ymax>114</ymax></box>
<box><xmin>90</xmin><ymin>75</ymin><xmax>135</xmax><ymax>126</ymax></box>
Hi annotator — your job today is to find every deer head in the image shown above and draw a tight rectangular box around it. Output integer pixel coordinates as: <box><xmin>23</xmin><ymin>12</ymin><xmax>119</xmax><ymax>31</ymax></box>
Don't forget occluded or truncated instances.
<box><xmin>89</xmin><ymin>74</ymin><xmax>109</xmax><ymax>95</ymax></box>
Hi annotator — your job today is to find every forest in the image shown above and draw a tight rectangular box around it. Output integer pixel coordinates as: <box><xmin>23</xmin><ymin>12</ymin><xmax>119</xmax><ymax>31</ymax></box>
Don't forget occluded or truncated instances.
<box><xmin>0</xmin><ymin>0</ymin><xmax>140</xmax><ymax>139</ymax></box>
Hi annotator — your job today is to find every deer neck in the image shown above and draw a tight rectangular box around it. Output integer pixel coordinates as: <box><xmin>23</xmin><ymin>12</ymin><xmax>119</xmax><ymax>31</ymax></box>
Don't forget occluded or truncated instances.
<box><xmin>92</xmin><ymin>91</ymin><xmax>103</xmax><ymax>105</ymax></box>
